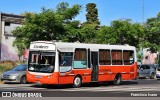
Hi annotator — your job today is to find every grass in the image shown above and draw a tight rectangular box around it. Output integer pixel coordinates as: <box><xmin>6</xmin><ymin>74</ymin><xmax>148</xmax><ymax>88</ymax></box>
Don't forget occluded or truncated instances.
<box><xmin>0</xmin><ymin>61</ymin><xmax>18</xmax><ymax>76</ymax></box>
<box><xmin>0</xmin><ymin>61</ymin><xmax>27</xmax><ymax>83</ymax></box>
<box><xmin>0</xmin><ymin>61</ymin><xmax>16</xmax><ymax>71</ymax></box>
<box><xmin>0</xmin><ymin>61</ymin><xmax>18</xmax><ymax>83</ymax></box>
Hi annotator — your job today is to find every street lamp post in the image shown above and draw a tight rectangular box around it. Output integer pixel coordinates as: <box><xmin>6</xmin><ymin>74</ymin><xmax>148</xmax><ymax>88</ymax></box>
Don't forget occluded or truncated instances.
<box><xmin>142</xmin><ymin>0</ymin><xmax>144</xmax><ymax>25</ymax></box>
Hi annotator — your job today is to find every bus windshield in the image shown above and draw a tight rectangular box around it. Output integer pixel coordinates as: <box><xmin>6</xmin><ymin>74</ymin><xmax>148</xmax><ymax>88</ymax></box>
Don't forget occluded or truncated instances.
<box><xmin>28</xmin><ymin>51</ymin><xmax>55</xmax><ymax>73</ymax></box>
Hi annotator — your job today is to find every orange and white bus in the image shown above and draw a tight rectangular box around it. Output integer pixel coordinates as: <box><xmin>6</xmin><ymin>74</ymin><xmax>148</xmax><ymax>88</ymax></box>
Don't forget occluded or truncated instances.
<box><xmin>27</xmin><ymin>41</ymin><xmax>137</xmax><ymax>87</ymax></box>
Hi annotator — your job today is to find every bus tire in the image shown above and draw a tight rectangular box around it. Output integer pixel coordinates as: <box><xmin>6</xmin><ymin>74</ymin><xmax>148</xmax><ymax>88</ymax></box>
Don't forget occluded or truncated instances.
<box><xmin>73</xmin><ymin>76</ymin><xmax>82</xmax><ymax>88</ymax></box>
<box><xmin>20</xmin><ymin>76</ymin><xmax>27</xmax><ymax>84</ymax></box>
<box><xmin>113</xmin><ymin>74</ymin><xmax>121</xmax><ymax>85</ymax></box>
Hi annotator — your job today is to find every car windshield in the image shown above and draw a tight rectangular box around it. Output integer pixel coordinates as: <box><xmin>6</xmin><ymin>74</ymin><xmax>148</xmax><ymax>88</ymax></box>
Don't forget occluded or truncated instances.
<box><xmin>28</xmin><ymin>51</ymin><xmax>55</xmax><ymax>73</ymax></box>
<box><xmin>12</xmin><ymin>65</ymin><xmax>27</xmax><ymax>71</ymax></box>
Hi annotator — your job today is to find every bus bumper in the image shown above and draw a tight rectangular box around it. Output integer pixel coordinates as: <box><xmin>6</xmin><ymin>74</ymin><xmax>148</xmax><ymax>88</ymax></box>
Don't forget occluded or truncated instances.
<box><xmin>27</xmin><ymin>72</ymin><xmax>59</xmax><ymax>84</ymax></box>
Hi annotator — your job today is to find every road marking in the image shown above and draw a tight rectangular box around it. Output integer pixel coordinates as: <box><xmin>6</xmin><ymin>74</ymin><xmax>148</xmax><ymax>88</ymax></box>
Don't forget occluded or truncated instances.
<box><xmin>91</xmin><ymin>87</ymin><xmax>160</xmax><ymax>92</ymax></box>
<box><xmin>0</xmin><ymin>82</ymin><xmax>160</xmax><ymax>92</ymax></box>
<box><xmin>57</xmin><ymin>86</ymin><xmax>160</xmax><ymax>92</ymax></box>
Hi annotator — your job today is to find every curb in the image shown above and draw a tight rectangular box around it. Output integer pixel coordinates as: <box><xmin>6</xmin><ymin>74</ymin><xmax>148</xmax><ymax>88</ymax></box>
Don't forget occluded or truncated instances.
<box><xmin>0</xmin><ymin>81</ymin><xmax>4</xmax><ymax>84</ymax></box>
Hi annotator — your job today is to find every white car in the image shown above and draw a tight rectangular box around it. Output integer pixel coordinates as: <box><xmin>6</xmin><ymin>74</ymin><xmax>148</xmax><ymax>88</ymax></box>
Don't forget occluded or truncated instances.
<box><xmin>156</xmin><ymin>67</ymin><xmax>160</xmax><ymax>79</ymax></box>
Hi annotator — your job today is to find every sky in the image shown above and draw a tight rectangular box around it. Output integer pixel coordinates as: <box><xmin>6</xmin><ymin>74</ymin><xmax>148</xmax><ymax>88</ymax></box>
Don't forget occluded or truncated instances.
<box><xmin>0</xmin><ymin>0</ymin><xmax>160</xmax><ymax>26</ymax></box>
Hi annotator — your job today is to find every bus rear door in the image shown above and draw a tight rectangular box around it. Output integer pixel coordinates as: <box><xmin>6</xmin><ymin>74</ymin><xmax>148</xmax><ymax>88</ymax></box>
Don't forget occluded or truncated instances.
<box><xmin>91</xmin><ymin>52</ymin><xmax>99</xmax><ymax>81</ymax></box>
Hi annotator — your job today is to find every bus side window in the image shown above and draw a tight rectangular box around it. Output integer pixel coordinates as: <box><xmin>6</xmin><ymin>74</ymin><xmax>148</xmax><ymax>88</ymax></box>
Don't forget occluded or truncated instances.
<box><xmin>73</xmin><ymin>49</ymin><xmax>87</xmax><ymax>69</ymax></box>
<box><xmin>129</xmin><ymin>51</ymin><xmax>134</xmax><ymax>64</ymax></box>
<box><xmin>59</xmin><ymin>52</ymin><xmax>73</xmax><ymax>72</ymax></box>
<box><xmin>123</xmin><ymin>50</ymin><xmax>134</xmax><ymax>65</ymax></box>
<box><xmin>112</xmin><ymin>50</ymin><xmax>122</xmax><ymax>65</ymax></box>
<box><xmin>99</xmin><ymin>49</ymin><xmax>111</xmax><ymax>65</ymax></box>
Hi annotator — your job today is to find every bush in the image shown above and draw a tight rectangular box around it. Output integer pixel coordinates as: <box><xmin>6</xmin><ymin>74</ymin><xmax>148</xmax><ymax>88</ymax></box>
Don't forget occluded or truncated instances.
<box><xmin>0</xmin><ymin>61</ymin><xmax>17</xmax><ymax>74</ymax></box>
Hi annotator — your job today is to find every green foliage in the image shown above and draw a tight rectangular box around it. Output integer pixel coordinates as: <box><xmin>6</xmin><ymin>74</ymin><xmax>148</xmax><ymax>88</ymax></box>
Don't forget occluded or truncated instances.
<box><xmin>137</xmin><ymin>53</ymin><xmax>143</xmax><ymax>62</ymax></box>
<box><xmin>80</xmin><ymin>23</ymin><xmax>98</xmax><ymax>43</ymax></box>
<box><xmin>56</xmin><ymin>2</ymin><xmax>81</xmax><ymax>21</ymax></box>
<box><xmin>96</xmin><ymin>19</ymin><xmax>145</xmax><ymax>47</ymax></box>
<box><xmin>12</xmin><ymin>2</ymin><xmax>160</xmax><ymax>57</ymax></box>
<box><xmin>0</xmin><ymin>66</ymin><xmax>10</xmax><ymax>73</ymax></box>
<box><xmin>86</xmin><ymin>3</ymin><xmax>100</xmax><ymax>25</ymax></box>
<box><xmin>144</xmin><ymin>12</ymin><xmax>160</xmax><ymax>51</ymax></box>
<box><xmin>13</xmin><ymin>2</ymin><xmax>82</xmax><ymax>57</ymax></box>
<box><xmin>63</xmin><ymin>20</ymin><xmax>82</xmax><ymax>42</ymax></box>
<box><xmin>0</xmin><ymin>62</ymin><xmax>16</xmax><ymax>74</ymax></box>
<box><xmin>63</xmin><ymin>22</ymin><xmax>98</xmax><ymax>43</ymax></box>
<box><xmin>96</xmin><ymin>26</ymin><xmax>116</xmax><ymax>44</ymax></box>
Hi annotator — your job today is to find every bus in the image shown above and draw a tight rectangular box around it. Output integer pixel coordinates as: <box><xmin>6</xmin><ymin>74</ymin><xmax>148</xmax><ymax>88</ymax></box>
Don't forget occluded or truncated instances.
<box><xmin>26</xmin><ymin>41</ymin><xmax>137</xmax><ymax>87</ymax></box>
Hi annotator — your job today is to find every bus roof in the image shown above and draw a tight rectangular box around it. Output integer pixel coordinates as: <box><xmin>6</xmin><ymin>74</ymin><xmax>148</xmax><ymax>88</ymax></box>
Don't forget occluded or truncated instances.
<box><xmin>30</xmin><ymin>41</ymin><xmax>136</xmax><ymax>51</ymax></box>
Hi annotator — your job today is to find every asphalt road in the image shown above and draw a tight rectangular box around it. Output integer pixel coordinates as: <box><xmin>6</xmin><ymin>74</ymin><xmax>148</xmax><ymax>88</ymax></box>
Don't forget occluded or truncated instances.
<box><xmin>0</xmin><ymin>79</ymin><xmax>160</xmax><ymax>92</ymax></box>
<box><xmin>0</xmin><ymin>79</ymin><xmax>160</xmax><ymax>99</ymax></box>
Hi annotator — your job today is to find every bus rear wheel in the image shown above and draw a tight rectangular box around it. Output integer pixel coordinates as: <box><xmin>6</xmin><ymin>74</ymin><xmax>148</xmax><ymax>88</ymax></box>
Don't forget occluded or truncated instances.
<box><xmin>73</xmin><ymin>76</ymin><xmax>82</xmax><ymax>88</ymax></box>
<box><xmin>113</xmin><ymin>74</ymin><xmax>121</xmax><ymax>85</ymax></box>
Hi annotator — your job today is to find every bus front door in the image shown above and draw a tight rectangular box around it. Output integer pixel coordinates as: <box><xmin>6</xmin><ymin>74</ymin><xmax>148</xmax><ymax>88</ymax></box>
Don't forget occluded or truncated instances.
<box><xmin>91</xmin><ymin>52</ymin><xmax>98</xmax><ymax>81</ymax></box>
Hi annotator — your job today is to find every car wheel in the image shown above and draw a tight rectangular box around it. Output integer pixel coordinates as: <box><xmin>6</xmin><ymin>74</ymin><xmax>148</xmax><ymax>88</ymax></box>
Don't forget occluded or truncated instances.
<box><xmin>20</xmin><ymin>76</ymin><xmax>27</xmax><ymax>84</ymax></box>
<box><xmin>113</xmin><ymin>74</ymin><xmax>121</xmax><ymax>85</ymax></box>
<box><xmin>73</xmin><ymin>76</ymin><xmax>82</xmax><ymax>88</ymax></box>
<box><xmin>150</xmin><ymin>73</ymin><xmax>155</xmax><ymax>79</ymax></box>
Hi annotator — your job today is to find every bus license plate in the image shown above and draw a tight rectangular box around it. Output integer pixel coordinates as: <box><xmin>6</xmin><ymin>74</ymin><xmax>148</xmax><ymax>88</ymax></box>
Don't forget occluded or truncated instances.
<box><xmin>35</xmin><ymin>75</ymin><xmax>42</xmax><ymax>78</ymax></box>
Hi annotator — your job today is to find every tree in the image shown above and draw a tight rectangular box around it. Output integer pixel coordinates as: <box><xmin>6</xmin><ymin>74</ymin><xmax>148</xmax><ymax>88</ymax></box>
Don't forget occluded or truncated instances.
<box><xmin>112</xmin><ymin>19</ymin><xmax>145</xmax><ymax>47</ymax></box>
<box><xmin>80</xmin><ymin>23</ymin><xmax>98</xmax><ymax>43</ymax></box>
<box><xmin>96</xmin><ymin>19</ymin><xmax>145</xmax><ymax>47</ymax></box>
<box><xmin>63</xmin><ymin>21</ymin><xmax>98</xmax><ymax>43</ymax></box>
<box><xmin>13</xmin><ymin>2</ymin><xmax>82</xmax><ymax>57</ymax></box>
<box><xmin>144</xmin><ymin>12</ymin><xmax>160</xmax><ymax>51</ymax></box>
<box><xmin>56</xmin><ymin>2</ymin><xmax>81</xmax><ymax>22</ymax></box>
<box><xmin>96</xmin><ymin>26</ymin><xmax>116</xmax><ymax>44</ymax></box>
<box><xmin>86</xmin><ymin>3</ymin><xmax>100</xmax><ymax>25</ymax></box>
<box><xmin>62</xmin><ymin>20</ymin><xmax>83</xmax><ymax>42</ymax></box>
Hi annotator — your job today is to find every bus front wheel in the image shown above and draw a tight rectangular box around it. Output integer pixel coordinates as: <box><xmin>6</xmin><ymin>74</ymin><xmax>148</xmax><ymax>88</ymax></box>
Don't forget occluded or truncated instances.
<box><xmin>73</xmin><ymin>76</ymin><xmax>82</xmax><ymax>88</ymax></box>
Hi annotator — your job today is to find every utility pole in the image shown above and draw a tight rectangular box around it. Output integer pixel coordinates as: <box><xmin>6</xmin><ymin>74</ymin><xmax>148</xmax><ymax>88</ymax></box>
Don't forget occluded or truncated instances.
<box><xmin>142</xmin><ymin>0</ymin><xmax>144</xmax><ymax>25</ymax></box>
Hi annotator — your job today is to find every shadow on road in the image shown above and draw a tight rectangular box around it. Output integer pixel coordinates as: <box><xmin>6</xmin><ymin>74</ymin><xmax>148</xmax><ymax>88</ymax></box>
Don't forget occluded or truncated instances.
<box><xmin>4</xmin><ymin>82</ymin><xmax>21</xmax><ymax>84</ymax></box>
<box><xmin>120</xmin><ymin>81</ymin><xmax>138</xmax><ymax>85</ymax></box>
<box><xmin>30</xmin><ymin>81</ymin><xmax>138</xmax><ymax>90</ymax></box>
